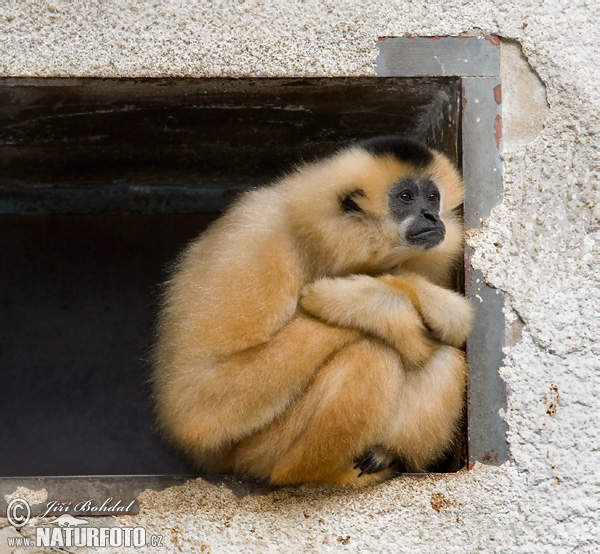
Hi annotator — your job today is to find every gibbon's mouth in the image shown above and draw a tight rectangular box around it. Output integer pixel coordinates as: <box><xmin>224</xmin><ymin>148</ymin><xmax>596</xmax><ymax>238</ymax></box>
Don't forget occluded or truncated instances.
<box><xmin>406</xmin><ymin>229</ymin><xmax>445</xmax><ymax>248</ymax></box>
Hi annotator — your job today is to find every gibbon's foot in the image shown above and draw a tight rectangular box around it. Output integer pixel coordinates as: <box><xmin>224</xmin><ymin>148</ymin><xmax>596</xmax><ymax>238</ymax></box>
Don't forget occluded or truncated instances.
<box><xmin>353</xmin><ymin>445</ymin><xmax>397</xmax><ymax>477</ymax></box>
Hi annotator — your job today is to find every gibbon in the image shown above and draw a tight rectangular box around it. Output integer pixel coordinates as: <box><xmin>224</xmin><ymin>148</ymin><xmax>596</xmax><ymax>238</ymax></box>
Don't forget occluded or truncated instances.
<box><xmin>152</xmin><ymin>136</ymin><xmax>474</xmax><ymax>486</ymax></box>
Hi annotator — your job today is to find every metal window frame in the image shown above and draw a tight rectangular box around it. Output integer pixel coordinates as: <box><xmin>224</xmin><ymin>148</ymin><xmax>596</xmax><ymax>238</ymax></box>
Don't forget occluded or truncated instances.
<box><xmin>0</xmin><ymin>36</ymin><xmax>508</xmax><ymax>517</ymax></box>
<box><xmin>376</xmin><ymin>35</ymin><xmax>508</xmax><ymax>468</ymax></box>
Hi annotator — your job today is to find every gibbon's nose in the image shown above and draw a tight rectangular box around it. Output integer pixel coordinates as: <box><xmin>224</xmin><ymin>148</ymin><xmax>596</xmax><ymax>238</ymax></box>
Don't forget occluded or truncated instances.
<box><xmin>422</xmin><ymin>210</ymin><xmax>439</xmax><ymax>223</ymax></box>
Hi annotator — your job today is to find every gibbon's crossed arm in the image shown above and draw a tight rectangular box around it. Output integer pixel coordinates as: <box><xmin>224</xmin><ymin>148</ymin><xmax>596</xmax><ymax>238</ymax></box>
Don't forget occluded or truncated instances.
<box><xmin>152</xmin><ymin>136</ymin><xmax>474</xmax><ymax>486</ymax></box>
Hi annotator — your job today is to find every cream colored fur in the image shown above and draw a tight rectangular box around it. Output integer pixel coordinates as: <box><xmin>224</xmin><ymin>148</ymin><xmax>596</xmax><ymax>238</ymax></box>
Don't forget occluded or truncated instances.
<box><xmin>152</xmin><ymin>143</ymin><xmax>474</xmax><ymax>486</ymax></box>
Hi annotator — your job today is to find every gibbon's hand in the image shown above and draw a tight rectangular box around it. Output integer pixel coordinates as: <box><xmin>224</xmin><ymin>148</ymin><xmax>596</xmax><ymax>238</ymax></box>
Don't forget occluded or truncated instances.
<box><xmin>420</xmin><ymin>287</ymin><xmax>474</xmax><ymax>347</ymax></box>
<box><xmin>380</xmin><ymin>274</ymin><xmax>474</xmax><ymax>348</ymax></box>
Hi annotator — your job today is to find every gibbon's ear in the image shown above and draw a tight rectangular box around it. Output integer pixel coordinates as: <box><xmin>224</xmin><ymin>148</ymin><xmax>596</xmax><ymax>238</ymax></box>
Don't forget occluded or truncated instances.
<box><xmin>339</xmin><ymin>189</ymin><xmax>367</xmax><ymax>214</ymax></box>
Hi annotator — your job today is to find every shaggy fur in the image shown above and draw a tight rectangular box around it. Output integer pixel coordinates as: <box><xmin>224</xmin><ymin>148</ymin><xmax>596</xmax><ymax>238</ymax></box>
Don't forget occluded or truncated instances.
<box><xmin>152</xmin><ymin>138</ymin><xmax>473</xmax><ymax>486</ymax></box>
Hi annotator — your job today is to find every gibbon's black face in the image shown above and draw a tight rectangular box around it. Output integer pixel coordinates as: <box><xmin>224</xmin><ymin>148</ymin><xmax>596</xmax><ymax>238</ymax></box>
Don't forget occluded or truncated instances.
<box><xmin>389</xmin><ymin>178</ymin><xmax>446</xmax><ymax>248</ymax></box>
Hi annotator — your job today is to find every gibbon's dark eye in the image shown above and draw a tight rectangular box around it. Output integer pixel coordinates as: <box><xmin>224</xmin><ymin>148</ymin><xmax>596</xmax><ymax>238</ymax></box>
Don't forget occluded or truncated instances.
<box><xmin>428</xmin><ymin>191</ymin><xmax>439</xmax><ymax>202</ymax></box>
<box><xmin>399</xmin><ymin>190</ymin><xmax>413</xmax><ymax>202</ymax></box>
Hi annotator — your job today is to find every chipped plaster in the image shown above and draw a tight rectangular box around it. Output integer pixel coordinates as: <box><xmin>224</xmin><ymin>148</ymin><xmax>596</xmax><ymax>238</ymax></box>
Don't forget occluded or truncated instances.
<box><xmin>0</xmin><ymin>1</ymin><xmax>598</xmax><ymax>552</ymax></box>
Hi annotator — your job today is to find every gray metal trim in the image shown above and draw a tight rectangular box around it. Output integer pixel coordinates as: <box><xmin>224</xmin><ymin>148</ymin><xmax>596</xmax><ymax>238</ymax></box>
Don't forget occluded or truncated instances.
<box><xmin>461</xmin><ymin>76</ymin><xmax>509</xmax><ymax>467</ymax></box>
<box><xmin>464</xmin><ymin>254</ymin><xmax>509</xmax><ymax>467</ymax></box>
<box><xmin>376</xmin><ymin>36</ymin><xmax>508</xmax><ymax>467</ymax></box>
<box><xmin>0</xmin><ymin>475</ymin><xmax>276</xmax><ymax>517</ymax></box>
<box><xmin>462</xmin><ymin>77</ymin><xmax>503</xmax><ymax>228</ymax></box>
<box><xmin>376</xmin><ymin>36</ymin><xmax>501</xmax><ymax>77</ymax></box>
<box><xmin>0</xmin><ymin>476</ymin><xmax>186</xmax><ymax>517</ymax></box>
<box><xmin>0</xmin><ymin>473</ymin><xmax>436</xmax><ymax>516</ymax></box>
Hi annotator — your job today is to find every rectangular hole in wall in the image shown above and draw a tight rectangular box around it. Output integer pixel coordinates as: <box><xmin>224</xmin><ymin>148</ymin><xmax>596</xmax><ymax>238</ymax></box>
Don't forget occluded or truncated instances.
<box><xmin>0</xmin><ymin>77</ymin><xmax>462</xmax><ymax>477</ymax></box>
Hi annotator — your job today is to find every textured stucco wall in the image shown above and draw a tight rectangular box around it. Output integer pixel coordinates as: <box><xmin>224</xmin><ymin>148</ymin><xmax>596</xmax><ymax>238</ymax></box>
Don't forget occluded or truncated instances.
<box><xmin>1</xmin><ymin>1</ymin><xmax>598</xmax><ymax>553</ymax></box>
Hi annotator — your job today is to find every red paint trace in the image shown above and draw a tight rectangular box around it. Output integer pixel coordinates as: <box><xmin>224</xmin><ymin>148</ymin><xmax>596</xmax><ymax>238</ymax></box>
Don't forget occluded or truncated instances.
<box><xmin>464</xmin><ymin>249</ymin><xmax>473</xmax><ymax>291</ymax></box>
<box><xmin>493</xmin><ymin>115</ymin><xmax>503</xmax><ymax>149</ymax></box>
<box><xmin>482</xmin><ymin>451</ymin><xmax>501</xmax><ymax>463</ymax></box>
<box><xmin>493</xmin><ymin>84</ymin><xmax>502</xmax><ymax>105</ymax></box>
<box><xmin>485</xmin><ymin>35</ymin><xmax>501</xmax><ymax>46</ymax></box>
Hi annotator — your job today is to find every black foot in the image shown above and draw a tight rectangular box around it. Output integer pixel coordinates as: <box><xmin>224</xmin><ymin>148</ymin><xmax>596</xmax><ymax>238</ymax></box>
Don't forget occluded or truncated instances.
<box><xmin>353</xmin><ymin>446</ymin><xmax>395</xmax><ymax>477</ymax></box>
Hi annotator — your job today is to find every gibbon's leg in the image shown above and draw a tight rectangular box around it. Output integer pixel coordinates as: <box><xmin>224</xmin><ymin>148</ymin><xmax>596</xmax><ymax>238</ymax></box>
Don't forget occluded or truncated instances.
<box><xmin>155</xmin><ymin>314</ymin><xmax>361</xmax><ymax>456</ymax></box>
<box><xmin>231</xmin><ymin>338</ymin><xmax>404</xmax><ymax>486</ymax></box>
<box><xmin>297</xmin><ymin>277</ymin><xmax>469</xmax><ymax>474</ymax></box>
<box><xmin>381</xmin><ymin>345</ymin><xmax>468</xmax><ymax>472</ymax></box>
<box><xmin>300</xmin><ymin>275</ymin><xmax>437</xmax><ymax>368</ymax></box>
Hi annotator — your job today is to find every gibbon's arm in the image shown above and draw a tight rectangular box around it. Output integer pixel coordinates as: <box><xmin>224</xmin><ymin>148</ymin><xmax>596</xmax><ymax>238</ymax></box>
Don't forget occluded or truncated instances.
<box><xmin>300</xmin><ymin>273</ymin><xmax>473</xmax><ymax>365</ymax></box>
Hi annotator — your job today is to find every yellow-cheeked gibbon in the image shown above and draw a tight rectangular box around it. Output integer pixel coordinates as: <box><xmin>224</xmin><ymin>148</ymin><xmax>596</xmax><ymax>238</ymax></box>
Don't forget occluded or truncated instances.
<box><xmin>152</xmin><ymin>136</ymin><xmax>474</xmax><ymax>486</ymax></box>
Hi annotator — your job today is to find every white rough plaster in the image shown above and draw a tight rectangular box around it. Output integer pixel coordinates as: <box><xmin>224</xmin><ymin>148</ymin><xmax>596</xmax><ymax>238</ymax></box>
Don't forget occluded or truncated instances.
<box><xmin>3</xmin><ymin>488</ymin><xmax>48</xmax><ymax>508</ymax></box>
<box><xmin>0</xmin><ymin>1</ymin><xmax>598</xmax><ymax>553</ymax></box>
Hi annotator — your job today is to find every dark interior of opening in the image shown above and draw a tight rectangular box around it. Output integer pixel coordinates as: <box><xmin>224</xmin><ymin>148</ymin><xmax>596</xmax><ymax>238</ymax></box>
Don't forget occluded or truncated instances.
<box><xmin>0</xmin><ymin>77</ymin><xmax>462</xmax><ymax>476</ymax></box>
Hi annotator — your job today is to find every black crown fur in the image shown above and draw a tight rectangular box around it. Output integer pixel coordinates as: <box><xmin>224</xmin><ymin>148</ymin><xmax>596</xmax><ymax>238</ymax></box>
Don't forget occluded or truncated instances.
<box><xmin>358</xmin><ymin>136</ymin><xmax>433</xmax><ymax>168</ymax></box>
